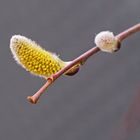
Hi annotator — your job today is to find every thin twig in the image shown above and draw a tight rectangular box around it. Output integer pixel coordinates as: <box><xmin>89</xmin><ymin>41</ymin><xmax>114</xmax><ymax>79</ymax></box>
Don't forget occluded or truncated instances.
<box><xmin>116</xmin><ymin>23</ymin><xmax>140</xmax><ymax>41</ymax></box>
<box><xmin>27</xmin><ymin>23</ymin><xmax>140</xmax><ymax>104</ymax></box>
<box><xmin>53</xmin><ymin>47</ymin><xmax>100</xmax><ymax>79</ymax></box>
<box><xmin>27</xmin><ymin>77</ymin><xmax>53</xmax><ymax>104</ymax></box>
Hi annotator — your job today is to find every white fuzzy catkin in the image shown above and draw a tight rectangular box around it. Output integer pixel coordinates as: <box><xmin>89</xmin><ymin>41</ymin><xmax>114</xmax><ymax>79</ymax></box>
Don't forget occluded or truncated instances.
<box><xmin>95</xmin><ymin>31</ymin><xmax>118</xmax><ymax>53</ymax></box>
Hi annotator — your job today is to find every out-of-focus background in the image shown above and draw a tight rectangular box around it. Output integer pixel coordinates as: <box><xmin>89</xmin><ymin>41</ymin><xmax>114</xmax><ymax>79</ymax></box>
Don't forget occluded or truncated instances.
<box><xmin>0</xmin><ymin>0</ymin><xmax>140</xmax><ymax>140</ymax></box>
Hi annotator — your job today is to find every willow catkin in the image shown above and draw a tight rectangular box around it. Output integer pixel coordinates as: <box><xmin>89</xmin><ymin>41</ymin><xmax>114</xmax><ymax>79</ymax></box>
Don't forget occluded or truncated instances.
<box><xmin>10</xmin><ymin>35</ymin><xmax>67</xmax><ymax>78</ymax></box>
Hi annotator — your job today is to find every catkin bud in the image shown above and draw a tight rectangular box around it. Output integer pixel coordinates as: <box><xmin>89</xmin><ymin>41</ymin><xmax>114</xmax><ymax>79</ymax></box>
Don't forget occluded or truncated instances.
<box><xmin>95</xmin><ymin>31</ymin><xmax>120</xmax><ymax>53</ymax></box>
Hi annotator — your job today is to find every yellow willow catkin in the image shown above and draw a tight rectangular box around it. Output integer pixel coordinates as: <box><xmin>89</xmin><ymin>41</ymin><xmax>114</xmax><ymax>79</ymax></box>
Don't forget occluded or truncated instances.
<box><xmin>10</xmin><ymin>35</ymin><xmax>68</xmax><ymax>78</ymax></box>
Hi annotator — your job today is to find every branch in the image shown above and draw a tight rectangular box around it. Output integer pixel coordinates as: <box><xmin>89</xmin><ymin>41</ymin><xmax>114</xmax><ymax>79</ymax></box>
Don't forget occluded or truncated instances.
<box><xmin>27</xmin><ymin>23</ymin><xmax>140</xmax><ymax>104</ymax></box>
<box><xmin>116</xmin><ymin>23</ymin><xmax>140</xmax><ymax>41</ymax></box>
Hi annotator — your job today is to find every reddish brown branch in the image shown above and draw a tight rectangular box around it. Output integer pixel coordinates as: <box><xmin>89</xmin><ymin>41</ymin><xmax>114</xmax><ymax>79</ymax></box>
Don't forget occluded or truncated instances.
<box><xmin>116</xmin><ymin>23</ymin><xmax>140</xmax><ymax>41</ymax></box>
<box><xmin>53</xmin><ymin>47</ymin><xmax>100</xmax><ymax>79</ymax></box>
<box><xmin>27</xmin><ymin>23</ymin><xmax>140</xmax><ymax>104</ymax></box>
<box><xmin>27</xmin><ymin>77</ymin><xmax>53</xmax><ymax>104</ymax></box>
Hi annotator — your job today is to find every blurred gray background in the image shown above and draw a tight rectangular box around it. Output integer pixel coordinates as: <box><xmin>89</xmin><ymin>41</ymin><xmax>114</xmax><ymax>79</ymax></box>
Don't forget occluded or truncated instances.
<box><xmin>0</xmin><ymin>0</ymin><xmax>140</xmax><ymax>140</ymax></box>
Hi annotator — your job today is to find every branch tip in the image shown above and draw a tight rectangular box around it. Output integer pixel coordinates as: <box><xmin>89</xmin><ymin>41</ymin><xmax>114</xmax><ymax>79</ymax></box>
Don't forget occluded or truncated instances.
<box><xmin>27</xmin><ymin>96</ymin><xmax>37</xmax><ymax>104</ymax></box>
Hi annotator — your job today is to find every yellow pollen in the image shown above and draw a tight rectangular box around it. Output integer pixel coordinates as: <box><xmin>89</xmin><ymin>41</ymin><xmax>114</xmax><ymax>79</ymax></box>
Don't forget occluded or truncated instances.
<box><xmin>10</xmin><ymin>35</ymin><xmax>66</xmax><ymax>78</ymax></box>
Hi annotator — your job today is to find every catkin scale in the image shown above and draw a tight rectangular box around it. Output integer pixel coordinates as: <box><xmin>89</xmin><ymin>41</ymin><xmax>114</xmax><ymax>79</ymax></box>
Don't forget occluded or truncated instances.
<box><xmin>10</xmin><ymin>35</ymin><xmax>67</xmax><ymax>78</ymax></box>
